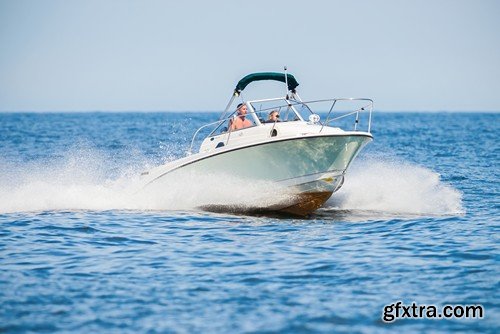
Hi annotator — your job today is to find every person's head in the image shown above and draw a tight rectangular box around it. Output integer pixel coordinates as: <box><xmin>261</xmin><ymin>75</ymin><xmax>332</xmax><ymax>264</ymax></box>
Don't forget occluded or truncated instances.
<box><xmin>268</xmin><ymin>110</ymin><xmax>279</xmax><ymax>121</ymax></box>
<box><xmin>237</xmin><ymin>103</ymin><xmax>248</xmax><ymax>115</ymax></box>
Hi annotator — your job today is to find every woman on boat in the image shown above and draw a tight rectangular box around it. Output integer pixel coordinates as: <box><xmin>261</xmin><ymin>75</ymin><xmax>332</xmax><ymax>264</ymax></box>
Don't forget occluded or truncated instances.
<box><xmin>266</xmin><ymin>110</ymin><xmax>280</xmax><ymax>123</ymax></box>
<box><xmin>229</xmin><ymin>103</ymin><xmax>253</xmax><ymax>130</ymax></box>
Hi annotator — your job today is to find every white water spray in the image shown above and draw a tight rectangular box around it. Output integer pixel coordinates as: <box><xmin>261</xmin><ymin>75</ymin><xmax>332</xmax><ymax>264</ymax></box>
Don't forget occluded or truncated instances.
<box><xmin>326</xmin><ymin>157</ymin><xmax>464</xmax><ymax>215</ymax></box>
<box><xmin>0</xmin><ymin>148</ymin><xmax>463</xmax><ymax>216</ymax></box>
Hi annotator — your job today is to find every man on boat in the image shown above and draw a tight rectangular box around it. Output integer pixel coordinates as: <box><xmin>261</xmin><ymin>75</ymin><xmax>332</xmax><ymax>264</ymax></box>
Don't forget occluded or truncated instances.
<box><xmin>229</xmin><ymin>103</ymin><xmax>253</xmax><ymax>130</ymax></box>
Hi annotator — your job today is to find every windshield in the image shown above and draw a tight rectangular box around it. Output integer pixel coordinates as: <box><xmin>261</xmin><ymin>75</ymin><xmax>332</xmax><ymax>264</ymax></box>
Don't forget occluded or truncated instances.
<box><xmin>249</xmin><ymin>98</ymin><xmax>310</xmax><ymax>123</ymax></box>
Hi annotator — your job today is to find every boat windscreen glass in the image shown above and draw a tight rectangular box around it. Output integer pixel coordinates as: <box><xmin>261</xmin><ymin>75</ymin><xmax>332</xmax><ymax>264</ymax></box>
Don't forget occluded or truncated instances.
<box><xmin>250</xmin><ymin>98</ymin><xmax>307</xmax><ymax>124</ymax></box>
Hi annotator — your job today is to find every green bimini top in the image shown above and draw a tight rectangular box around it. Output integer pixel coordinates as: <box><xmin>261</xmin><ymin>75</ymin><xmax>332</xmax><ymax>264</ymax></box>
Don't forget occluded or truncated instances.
<box><xmin>235</xmin><ymin>72</ymin><xmax>299</xmax><ymax>93</ymax></box>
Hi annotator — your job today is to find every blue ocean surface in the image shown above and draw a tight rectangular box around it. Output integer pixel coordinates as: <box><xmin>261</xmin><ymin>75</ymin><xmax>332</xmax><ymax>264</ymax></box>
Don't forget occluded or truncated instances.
<box><xmin>0</xmin><ymin>112</ymin><xmax>498</xmax><ymax>333</ymax></box>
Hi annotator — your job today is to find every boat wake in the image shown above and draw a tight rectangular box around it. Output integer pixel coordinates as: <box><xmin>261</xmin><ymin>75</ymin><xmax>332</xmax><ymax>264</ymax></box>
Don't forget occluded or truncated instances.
<box><xmin>0</xmin><ymin>147</ymin><xmax>292</xmax><ymax>215</ymax></box>
<box><xmin>0</xmin><ymin>148</ymin><xmax>463</xmax><ymax>218</ymax></box>
<box><xmin>321</xmin><ymin>156</ymin><xmax>464</xmax><ymax>218</ymax></box>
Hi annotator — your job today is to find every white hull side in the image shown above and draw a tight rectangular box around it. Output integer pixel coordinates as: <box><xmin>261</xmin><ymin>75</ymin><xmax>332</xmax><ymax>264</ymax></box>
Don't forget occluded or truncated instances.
<box><xmin>141</xmin><ymin>134</ymin><xmax>371</xmax><ymax>215</ymax></box>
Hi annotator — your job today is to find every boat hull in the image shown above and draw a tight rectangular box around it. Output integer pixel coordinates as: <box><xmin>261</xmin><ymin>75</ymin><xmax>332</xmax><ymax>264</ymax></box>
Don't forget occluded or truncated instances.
<box><xmin>143</xmin><ymin>133</ymin><xmax>372</xmax><ymax>216</ymax></box>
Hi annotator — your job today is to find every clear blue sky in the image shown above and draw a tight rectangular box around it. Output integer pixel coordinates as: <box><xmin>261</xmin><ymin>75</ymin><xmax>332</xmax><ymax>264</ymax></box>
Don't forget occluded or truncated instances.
<box><xmin>1</xmin><ymin>0</ymin><xmax>499</xmax><ymax>112</ymax></box>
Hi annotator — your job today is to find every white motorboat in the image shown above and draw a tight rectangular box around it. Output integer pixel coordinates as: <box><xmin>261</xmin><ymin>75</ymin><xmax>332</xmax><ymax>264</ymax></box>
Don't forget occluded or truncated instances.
<box><xmin>141</xmin><ymin>71</ymin><xmax>373</xmax><ymax>216</ymax></box>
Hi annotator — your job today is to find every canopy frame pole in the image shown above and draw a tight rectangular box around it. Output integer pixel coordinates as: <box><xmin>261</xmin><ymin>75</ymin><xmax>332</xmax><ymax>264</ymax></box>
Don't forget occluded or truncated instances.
<box><xmin>284</xmin><ymin>66</ymin><xmax>290</xmax><ymax>100</ymax></box>
<box><xmin>293</xmin><ymin>92</ymin><xmax>304</xmax><ymax>102</ymax></box>
<box><xmin>219</xmin><ymin>92</ymin><xmax>238</xmax><ymax>121</ymax></box>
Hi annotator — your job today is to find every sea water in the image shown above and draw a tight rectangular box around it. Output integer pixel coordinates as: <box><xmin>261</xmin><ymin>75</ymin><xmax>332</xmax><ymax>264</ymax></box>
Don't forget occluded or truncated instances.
<box><xmin>0</xmin><ymin>112</ymin><xmax>498</xmax><ymax>333</ymax></box>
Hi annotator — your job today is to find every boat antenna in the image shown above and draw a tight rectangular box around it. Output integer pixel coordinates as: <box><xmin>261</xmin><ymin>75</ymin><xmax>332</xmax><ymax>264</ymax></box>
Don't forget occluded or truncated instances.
<box><xmin>284</xmin><ymin>66</ymin><xmax>289</xmax><ymax>100</ymax></box>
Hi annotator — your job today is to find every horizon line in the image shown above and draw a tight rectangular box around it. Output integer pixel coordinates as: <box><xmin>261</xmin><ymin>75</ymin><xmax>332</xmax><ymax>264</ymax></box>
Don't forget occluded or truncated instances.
<box><xmin>0</xmin><ymin>110</ymin><xmax>499</xmax><ymax>114</ymax></box>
